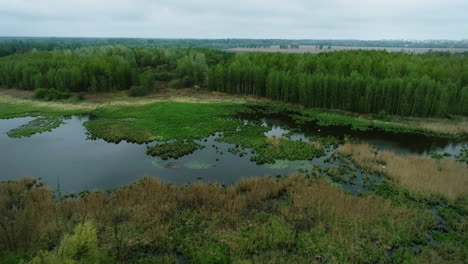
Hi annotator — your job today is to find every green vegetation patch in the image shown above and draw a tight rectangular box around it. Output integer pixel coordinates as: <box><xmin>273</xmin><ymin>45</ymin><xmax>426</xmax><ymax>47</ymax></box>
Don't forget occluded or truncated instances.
<box><xmin>219</xmin><ymin>124</ymin><xmax>326</xmax><ymax>164</ymax></box>
<box><xmin>456</xmin><ymin>146</ymin><xmax>468</xmax><ymax>165</ymax></box>
<box><xmin>239</xmin><ymin>103</ymin><xmax>460</xmax><ymax>139</ymax></box>
<box><xmin>7</xmin><ymin>116</ymin><xmax>65</xmax><ymax>138</ymax></box>
<box><xmin>34</xmin><ymin>88</ymin><xmax>71</xmax><ymax>101</ymax></box>
<box><xmin>146</xmin><ymin>140</ymin><xmax>205</xmax><ymax>160</ymax></box>
<box><xmin>84</xmin><ymin>102</ymin><xmax>240</xmax><ymax>143</ymax></box>
<box><xmin>0</xmin><ymin>101</ymin><xmax>89</xmax><ymax>119</ymax></box>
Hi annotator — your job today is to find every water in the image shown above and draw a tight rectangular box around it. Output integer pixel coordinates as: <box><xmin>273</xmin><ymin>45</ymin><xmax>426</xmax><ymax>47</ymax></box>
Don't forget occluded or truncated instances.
<box><xmin>262</xmin><ymin>118</ymin><xmax>466</xmax><ymax>156</ymax></box>
<box><xmin>1</xmin><ymin>115</ymin><xmax>465</xmax><ymax>194</ymax></box>
<box><xmin>0</xmin><ymin>116</ymin><xmax>297</xmax><ymax>193</ymax></box>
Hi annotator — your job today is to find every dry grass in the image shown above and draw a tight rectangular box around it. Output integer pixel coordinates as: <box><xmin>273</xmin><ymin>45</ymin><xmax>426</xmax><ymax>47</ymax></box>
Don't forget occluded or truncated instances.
<box><xmin>308</xmin><ymin>140</ymin><xmax>322</xmax><ymax>150</ymax></box>
<box><xmin>340</xmin><ymin>143</ymin><xmax>468</xmax><ymax>199</ymax></box>
<box><xmin>0</xmin><ymin>175</ymin><xmax>433</xmax><ymax>262</ymax></box>
<box><xmin>415</xmin><ymin>118</ymin><xmax>468</xmax><ymax>135</ymax></box>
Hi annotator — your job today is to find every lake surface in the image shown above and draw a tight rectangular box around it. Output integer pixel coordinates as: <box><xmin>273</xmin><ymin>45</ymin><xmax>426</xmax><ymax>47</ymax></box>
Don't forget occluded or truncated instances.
<box><xmin>1</xmin><ymin>115</ymin><xmax>465</xmax><ymax>194</ymax></box>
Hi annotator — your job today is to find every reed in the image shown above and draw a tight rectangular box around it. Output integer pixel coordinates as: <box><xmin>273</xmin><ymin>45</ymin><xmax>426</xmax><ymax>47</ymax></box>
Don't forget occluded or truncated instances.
<box><xmin>340</xmin><ymin>143</ymin><xmax>468</xmax><ymax>199</ymax></box>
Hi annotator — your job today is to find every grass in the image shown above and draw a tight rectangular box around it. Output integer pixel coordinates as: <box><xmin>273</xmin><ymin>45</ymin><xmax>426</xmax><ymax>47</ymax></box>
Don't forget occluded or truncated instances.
<box><xmin>6</xmin><ymin>116</ymin><xmax>65</xmax><ymax>138</ymax></box>
<box><xmin>84</xmin><ymin>102</ymin><xmax>240</xmax><ymax>144</ymax></box>
<box><xmin>0</xmin><ymin>100</ymin><xmax>90</xmax><ymax>119</ymax></box>
<box><xmin>340</xmin><ymin>143</ymin><xmax>468</xmax><ymax>200</ymax></box>
<box><xmin>1</xmin><ymin>176</ymin><xmax>439</xmax><ymax>263</ymax></box>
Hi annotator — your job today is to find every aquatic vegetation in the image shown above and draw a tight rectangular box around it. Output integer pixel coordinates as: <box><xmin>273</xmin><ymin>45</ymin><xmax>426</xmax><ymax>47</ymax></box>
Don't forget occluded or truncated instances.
<box><xmin>264</xmin><ymin>160</ymin><xmax>316</xmax><ymax>171</ymax></box>
<box><xmin>7</xmin><ymin>116</ymin><xmax>65</xmax><ymax>138</ymax></box>
<box><xmin>84</xmin><ymin>102</ymin><xmax>240</xmax><ymax>143</ymax></box>
<box><xmin>185</xmin><ymin>160</ymin><xmax>213</xmax><ymax>169</ymax></box>
<box><xmin>219</xmin><ymin>124</ymin><xmax>326</xmax><ymax>164</ymax></box>
<box><xmin>430</xmin><ymin>152</ymin><xmax>452</xmax><ymax>160</ymax></box>
<box><xmin>146</xmin><ymin>140</ymin><xmax>205</xmax><ymax>160</ymax></box>
<box><xmin>237</xmin><ymin>103</ymin><xmax>467</xmax><ymax>140</ymax></box>
<box><xmin>455</xmin><ymin>146</ymin><xmax>468</xmax><ymax>165</ymax></box>
<box><xmin>264</xmin><ymin>160</ymin><xmax>291</xmax><ymax>170</ymax></box>
<box><xmin>341</xmin><ymin>143</ymin><xmax>468</xmax><ymax>199</ymax></box>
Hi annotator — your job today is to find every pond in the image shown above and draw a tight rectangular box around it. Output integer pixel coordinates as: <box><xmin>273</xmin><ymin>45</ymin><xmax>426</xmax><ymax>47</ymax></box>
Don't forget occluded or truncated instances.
<box><xmin>1</xmin><ymin>115</ymin><xmax>465</xmax><ymax>194</ymax></box>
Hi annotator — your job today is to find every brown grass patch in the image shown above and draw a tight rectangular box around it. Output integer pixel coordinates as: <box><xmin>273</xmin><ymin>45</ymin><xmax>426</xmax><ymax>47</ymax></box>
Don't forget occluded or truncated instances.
<box><xmin>1</xmin><ymin>175</ymin><xmax>432</xmax><ymax>262</ymax></box>
<box><xmin>340</xmin><ymin>143</ymin><xmax>468</xmax><ymax>199</ymax></box>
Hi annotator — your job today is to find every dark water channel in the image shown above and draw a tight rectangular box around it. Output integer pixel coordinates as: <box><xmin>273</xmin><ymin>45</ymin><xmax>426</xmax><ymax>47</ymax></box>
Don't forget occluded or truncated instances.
<box><xmin>1</xmin><ymin>115</ymin><xmax>466</xmax><ymax>194</ymax></box>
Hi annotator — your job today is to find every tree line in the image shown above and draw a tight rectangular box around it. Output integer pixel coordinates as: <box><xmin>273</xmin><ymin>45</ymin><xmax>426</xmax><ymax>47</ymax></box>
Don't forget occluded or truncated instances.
<box><xmin>0</xmin><ymin>46</ymin><xmax>231</xmax><ymax>95</ymax></box>
<box><xmin>207</xmin><ymin>51</ymin><xmax>468</xmax><ymax>117</ymax></box>
<box><xmin>2</xmin><ymin>38</ymin><xmax>467</xmax><ymax>57</ymax></box>
<box><xmin>0</xmin><ymin>45</ymin><xmax>466</xmax><ymax>117</ymax></box>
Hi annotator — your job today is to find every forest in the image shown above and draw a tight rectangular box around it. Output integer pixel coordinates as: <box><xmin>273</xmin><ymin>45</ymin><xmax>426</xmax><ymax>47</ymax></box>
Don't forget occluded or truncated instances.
<box><xmin>207</xmin><ymin>51</ymin><xmax>468</xmax><ymax>117</ymax></box>
<box><xmin>1</xmin><ymin>37</ymin><xmax>467</xmax><ymax>57</ymax></box>
<box><xmin>0</xmin><ymin>46</ymin><xmax>231</xmax><ymax>96</ymax></box>
<box><xmin>0</xmin><ymin>43</ymin><xmax>466</xmax><ymax>117</ymax></box>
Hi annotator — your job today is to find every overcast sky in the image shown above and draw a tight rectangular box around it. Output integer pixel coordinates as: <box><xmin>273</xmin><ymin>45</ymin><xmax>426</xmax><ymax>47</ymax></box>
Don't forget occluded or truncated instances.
<box><xmin>0</xmin><ymin>0</ymin><xmax>466</xmax><ymax>40</ymax></box>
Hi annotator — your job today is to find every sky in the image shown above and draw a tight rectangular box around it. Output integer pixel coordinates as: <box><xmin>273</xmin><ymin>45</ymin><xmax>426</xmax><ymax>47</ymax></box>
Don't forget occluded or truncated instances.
<box><xmin>0</xmin><ymin>0</ymin><xmax>467</xmax><ymax>40</ymax></box>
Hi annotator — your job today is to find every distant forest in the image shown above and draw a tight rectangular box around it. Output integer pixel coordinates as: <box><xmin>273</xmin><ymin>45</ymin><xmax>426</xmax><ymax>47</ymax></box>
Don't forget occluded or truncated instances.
<box><xmin>1</xmin><ymin>37</ymin><xmax>467</xmax><ymax>57</ymax></box>
<box><xmin>0</xmin><ymin>38</ymin><xmax>466</xmax><ymax>117</ymax></box>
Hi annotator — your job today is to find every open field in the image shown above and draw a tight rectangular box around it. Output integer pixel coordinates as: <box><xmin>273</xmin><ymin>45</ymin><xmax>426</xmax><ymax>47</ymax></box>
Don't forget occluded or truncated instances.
<box><xmin>226</xmin><ymin>45</ymin><xmax>468</xmax><ymax>54</ymax></box>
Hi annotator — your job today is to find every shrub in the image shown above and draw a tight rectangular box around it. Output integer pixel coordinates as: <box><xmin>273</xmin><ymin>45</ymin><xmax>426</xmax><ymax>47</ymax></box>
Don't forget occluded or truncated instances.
<box><xmin>34</xmin><ymin>88</ymin><xmax>70</xmax><ymax>101</ymax></box>
<box><xmin>0</xmin><ymin>252</ymin><xmax>30</xmax><ymax>264</ymax></box>
<box><xmin>34</xmin><ymin>88</ymin><xmax>49</xmax><ymax>99</ymax></box>
<box><xmin>168</xmin><ymin>79</ymin><xmax>185</xmax><ymax>89</ymax></box>
<box><xmin>128</xmin><ymin>85</ymin><xmax>150</xmax><ymax>97</ymax></box>
<box><xmin>77</xmin><ymin>92</ymin><xmax>86</xmax><ymax>101</ymax></box>
<box><xmin>154</xmin><ymin>71</ymin><xmax>172</xmax><ymax>81</ymax></box>
<box><xmin>20</xmin><ymin>221</ymin><xmax>110</xmax><ymax>264</ymax></box>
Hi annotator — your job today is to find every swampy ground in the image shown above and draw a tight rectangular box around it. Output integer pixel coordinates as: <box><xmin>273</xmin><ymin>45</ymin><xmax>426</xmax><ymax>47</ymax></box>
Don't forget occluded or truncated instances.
<box><xmin>0</xmin><ymin>89</ymin><xmax>467</xmax><ymax>264</ymax></box>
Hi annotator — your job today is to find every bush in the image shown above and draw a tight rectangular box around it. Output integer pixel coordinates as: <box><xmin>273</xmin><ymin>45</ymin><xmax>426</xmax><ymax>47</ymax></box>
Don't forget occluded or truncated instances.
<box><xmin>154</xmin><ymin>71</ymin><xmax>172</xmax><ymax>81</ymax></box>
<box><xmin>168</xmin><ymin>79</ymin><xmax>185</xmax><ymax>89</ymax></box>
<box><xmin>34</xmin><ymin>88</ymin><xmax>70</xmax><ymax>101</ymax></box>
<box><xmin>0</xmin><ymin>252</ymin><xmax>30</xmax><ymax>264</ymax></box>
<box><xmin>375</xmin><ymin>110</ymin><xmax>391</xmax><ymax>121</ymax></box>
<box><xmin>21</xmin><ymin>221</ymin><xmax>112</xmax><ymax>264</ymax></box>
<box><xmin>128</xmin><ymin>85</ymin><xmax>150</xmax><ymax>97</ymax></box>
<box><xmin>34</xmin><ymin>88</ymin><xmax>49</xmax><ymax>99</ymax></box>
<box><xmin>77</xmin><ymin>92</ymin><xmax>86</xmax><ymax>101</ymax></box>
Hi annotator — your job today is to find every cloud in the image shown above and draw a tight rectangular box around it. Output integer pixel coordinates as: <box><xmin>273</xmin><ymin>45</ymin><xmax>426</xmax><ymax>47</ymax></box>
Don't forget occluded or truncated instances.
<box><xmin>0</xmin><ymin>0</ymin><xmax>466</xmax><ymax>39</ymax></box>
